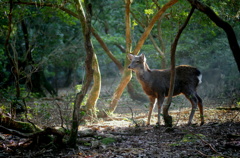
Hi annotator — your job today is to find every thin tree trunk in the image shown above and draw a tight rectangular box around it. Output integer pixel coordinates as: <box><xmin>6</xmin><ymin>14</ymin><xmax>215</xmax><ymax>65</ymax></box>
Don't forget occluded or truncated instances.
<box><xmin>85</xmin><ymin>53</ymin><xmax>101</xmax><ymax>118</ymax></box>
<box><xmin>91</xmin><ymin>27</ymin><xmax>124</xmax><ymax>73</ymax></box>
<box><xmin>108</xmin><ymin>0</ymin><xmax>132</xmax><ymax>113</ymax></box>
<box><xmin>68</xmin><ymin>0</ymin><xmax>94</xmax><ymax>147</ymax></box>
<box><xmin>109</xmin><ymin>0</ymin><xmax>178</xmax><ymax>113</ymax></box>
<box><xmin>187</xmin><ymin>0</ymin><xmax>240</xmax><ymax>72</ymax></box>
<box><xmin>132</xmin><ymin>0</ymin><xmax>178</xmax><ymax>55</ymax></box>
<box><xmin>149</xmin><ymin>34</ymin><xmax>166</xmax><ymax>68</ymax></box>
<box><xmin>130</xmin><ymin>11</ymin><xmax>166</xmax><ymax>68</ymax></box>
<box><xmin>163</xmin><ymin>7</ymin><xmax>195</xmax><ymax>127</ymax></box>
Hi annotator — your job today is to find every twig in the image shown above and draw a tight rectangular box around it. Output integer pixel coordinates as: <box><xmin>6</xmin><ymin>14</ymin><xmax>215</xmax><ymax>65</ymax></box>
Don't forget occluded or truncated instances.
<box><xmin>55</xmin><ymin>101</ymin><xmax>64</xmax><ymax>129</ymax></box>
<box><xmin>190</xmin><ymin>149</ymin><xmax>220</xmax><ymax>157</ymax></box>
<box><xmin>230</xmin><ymin>110</ymin><xmax>240</xmax><ymax>122</ymax></box>
<box><xmin>173</xmin><ymin>106</ymin><xmax>182</xmax><ymax>127</ymax></box>
<box><xmin>23</xmin><ymin>99</ymin><xmax>38</xmax><ymax>131</ymax></box>
<box><xmin>127</xmin><ymin>105</ymin><xmax>139</xmax><ymax>127</ymax></box>
<box><xmin>187</xmin><ymin>130</ymin><xmax>232</xmax><ymax>158</ymax></box>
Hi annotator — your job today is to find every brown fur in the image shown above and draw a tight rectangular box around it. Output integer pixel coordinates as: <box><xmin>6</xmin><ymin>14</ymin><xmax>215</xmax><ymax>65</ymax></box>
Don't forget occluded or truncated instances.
<box><xmin>128</xmin><ymin>54</ymin><xmax>204</xmax><ymax>126</ymax></box>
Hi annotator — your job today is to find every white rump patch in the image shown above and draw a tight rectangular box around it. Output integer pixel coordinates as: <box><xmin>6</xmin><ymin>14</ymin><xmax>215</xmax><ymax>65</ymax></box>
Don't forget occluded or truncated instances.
<box><xmin>197</xmin><ymin>74</ymin><xmax>202</xmax><ymax>85</ymax></box>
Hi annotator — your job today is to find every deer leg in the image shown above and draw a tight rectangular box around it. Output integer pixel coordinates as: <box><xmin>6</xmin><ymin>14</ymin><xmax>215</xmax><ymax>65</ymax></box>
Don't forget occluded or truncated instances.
<box><xmin>185</xmin><ymin>93</ymin><xmax>198</xmax><ymax>126</ymax></box>
<box><xmin>156</xmin><ymin>97</ymin><xmax>164</xmax><ymax>125</ymax></box>
<box><xmin>196</xmin><ymin>94</ymin><xmax>204</xmax><ymax>125</ymax></box>
<box><xmin>147</xmin><ymin>96</ymin><xmax>156</xmax><ymax>125</ymax></box>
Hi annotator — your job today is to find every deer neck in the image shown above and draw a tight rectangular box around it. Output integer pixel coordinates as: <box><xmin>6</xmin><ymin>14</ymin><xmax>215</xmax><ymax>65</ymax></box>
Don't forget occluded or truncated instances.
<box><xmin>136</xmin><ymin>63</ymin><xmax>151</xmax><ymax>81</ymax></box>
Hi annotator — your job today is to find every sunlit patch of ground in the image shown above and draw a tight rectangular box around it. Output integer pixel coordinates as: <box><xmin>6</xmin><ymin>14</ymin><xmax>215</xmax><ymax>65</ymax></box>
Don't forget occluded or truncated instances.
<box><xmin>1</xmin><ymin>87</ymin><xmax>239</xmax><ymax>157</ymax></box>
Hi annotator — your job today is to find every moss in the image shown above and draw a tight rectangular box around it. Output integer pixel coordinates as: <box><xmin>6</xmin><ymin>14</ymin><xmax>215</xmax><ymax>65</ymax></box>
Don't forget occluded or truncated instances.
<box><xmin>100</xmin><ymin>137</ymin><xmax>116</xmax><ymax>145</ymax></box>
<box><xmin>0</xmin><ymin>114</ymin><xmax>42</xmax><ymax>133</ymax></box>
<box><xmin>181</xmin><ymin>133</ymin><xmax>205</xmax><ymax>143</ymax></box>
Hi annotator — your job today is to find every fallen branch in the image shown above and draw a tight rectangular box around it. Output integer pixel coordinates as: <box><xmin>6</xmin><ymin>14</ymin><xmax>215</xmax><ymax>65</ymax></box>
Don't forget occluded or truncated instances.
<box><xmin>0</xmin><ymin>125</ymin><xmax>64</xmax><ymax>142</ymax></box>
<box><xmin>216</xmin><ymin>107</ymin><xmax>240</xmax><ymax>111</ymax></box>
<box><xmin>188</xmin><ymin>130</ymin><xmax>232</xmax><ymax>158</ymax></box>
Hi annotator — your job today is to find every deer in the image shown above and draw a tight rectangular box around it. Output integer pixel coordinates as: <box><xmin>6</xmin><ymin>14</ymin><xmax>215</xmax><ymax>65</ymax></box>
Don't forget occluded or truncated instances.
<box><xmin>127</xmin><ymin>54</ymin><xmax>204</xmax><ymax>126</ymax></box>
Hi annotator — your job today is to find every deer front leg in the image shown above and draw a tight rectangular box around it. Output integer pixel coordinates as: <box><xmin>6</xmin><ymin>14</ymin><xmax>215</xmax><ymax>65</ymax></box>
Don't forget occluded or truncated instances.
<box><xmin>146</xmin><ymin>96</ymin><xmax>156</xmax><ymax>125</ymax></box>
<box><xmin>156</xmin><ymin>97</ymin><xmax>164</xmax><ymax>125</ymax></box>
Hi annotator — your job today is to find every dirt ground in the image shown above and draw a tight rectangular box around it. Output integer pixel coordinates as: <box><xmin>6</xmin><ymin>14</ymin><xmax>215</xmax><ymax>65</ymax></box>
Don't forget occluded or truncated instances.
<box><xmin>1</xmin><ymin>104</ymin><xmax>239</xmax><ymax>158</ymax></box>
<box><xmin>1</xmin><ymin>85</ymin><xmax>240</xmax><ymax>157</ymax></box>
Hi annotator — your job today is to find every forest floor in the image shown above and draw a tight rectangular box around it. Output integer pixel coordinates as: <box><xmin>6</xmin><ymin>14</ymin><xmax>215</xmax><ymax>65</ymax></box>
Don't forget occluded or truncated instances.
<box><xmin>1</xmin><ymin>88</ymin><xmax>240</xmax><ymax>157</ymax></box>
<box><xmin>1</xmin><ymin>106</ymin><xmax>240</xmax><ymax>157</ymax></box>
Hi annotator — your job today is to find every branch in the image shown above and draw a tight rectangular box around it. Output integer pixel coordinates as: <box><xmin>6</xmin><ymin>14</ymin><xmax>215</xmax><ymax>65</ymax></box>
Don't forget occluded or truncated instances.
<box><xmin>132</xmin><ymin>0</ymin><xmax>178</xmax><ymax>55</ymax></box>
<box><xmin>13</xmin><ymin>1</ymin><xmax>123</xmax><ymax>73</ymax></box>
<box><xmin>4</xmin><ymin>0</ymin><xmax>15</xmax><ymax>67</ymax></box>
<box><xmin>131</xmin><ymin>10</ymin><xmax>166</xmax><ymax>68</ymax></box>
<box><xmin>163</xmin><ymin>6</ymin><xmax>195</xmax><ymax>127</ymax></box>
<box><xmin>0</xmin><ymin>125</ymin><xmax>64</xmax><ymax>144</ymax></box>
<box><xmin>91</xmin><ymin>28</ymin><xmax>124</xmax><ymax>72</ymax></box>
<box><xmin>125</xmin><ymin>0</ymin><xmax>132</xmax><ymax>53</ymax></box>
<box><xmin>187</xmin><ymin>0</ymin><xmax>240</xmax><ymax>72</ymax></box>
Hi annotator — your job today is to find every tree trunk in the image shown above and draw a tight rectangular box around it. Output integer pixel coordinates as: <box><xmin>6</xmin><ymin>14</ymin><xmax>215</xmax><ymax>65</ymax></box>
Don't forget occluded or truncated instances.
<box><xmin>85</xmin><ymin>53</ymin><xmax>101</xmax><ymax>118</ymax></box>
<box><xmin>64</xmin><ymin>68</ymin><xmax>73</xmax><ymax>87</ymax></box>
<box><xmin>131</xmin><ymin>10</ymin><xmax>167</xmax><ymax>68</ymax></box>
<box><xmin>132</xmin><ymin>0</ymin><xmax>178</xmax><ymax>55</ymax></box>
<box><xmin>149</xmin><ymin>34</ymin><xmax>167</xmax><ymax>68</ymax></box>
<box><xmin>163</xmin><ymin>7</ymin><xmax>195</xmax><ymax>127</ymax></box>
<box><xmin>108</xmin><ymin>0</ymin><xmax>132</xmax><ymax>113</ymax></box>
<box><xmin>68</xmin><ymin>0</ymin><xmax>94</xmax><ymax>147</ymax></box>
<box><xmin>109</xmin><ymin>0</ymin><xmax>178</xmax><ymax>113</ymax></box>
<box><xmin>187</xmin><ymin>0</ymin><xmax>240</xmax><ymax>72</ymax></box>
<box><xmin>91</xmin><ymin>28</ymin><xmax>124</xmax><ymax>73</ymax></box>
<box><xmin>127</xmin><ymin>81</ymin><xmax>148</xmax><ymax>102</ymax></box>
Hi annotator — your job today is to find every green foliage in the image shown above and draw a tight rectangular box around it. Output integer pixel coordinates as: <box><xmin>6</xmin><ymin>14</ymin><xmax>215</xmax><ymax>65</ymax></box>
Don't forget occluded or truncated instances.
<box><xmin>100</xmin><ymin>137</ymin><xmax>116</xmax><ymax>145</ymax></box>
<box><xmin>144</xmin><ymin>9</ymin><xmax>154</xmax><ymax>15</ymax></box>
<box><xmin>181</xmin><ymin>133</ymin><xmax>205</xmax><ymax>143</ymax></box>
<box><xmin>0</xmin><ymin>0</ymin><xmax>239</xmax><ymax>127</ymax></box>
<box><xmin>33</xmin><ymin>102</ymin><xmax>52</xmax><ymax>119</ymax></box>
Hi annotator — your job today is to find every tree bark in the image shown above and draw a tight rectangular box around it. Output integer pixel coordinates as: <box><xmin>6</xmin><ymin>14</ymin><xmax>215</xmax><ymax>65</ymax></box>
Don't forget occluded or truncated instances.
<box><xmin>130</xmin><ymin>11</ymin><xmax>167</xmax><ymax>68</ymax></box>
<box><xmin>163</xmin><ymin>7</ymin><xmax>195</xmax><ymax>127</ymax></box>
<box><xmin>91</xmin><ymin>28</ymin><xmax>124</xmax><ymax>73</ymax></box>
<box><xmin>85</xmin><ymin>53</ymin><xmax>101</xmax><ymax>118</ymax></box>
<box><xmin>108</xmin><ymin>0</ymin><xmax>132</xmax><ymax>113</ymax></box>
<box><xmin>187</xmin><ymin>0</ymin><xmax>240</xmax><ymax>72</ymax></box>
<box><xmin>109</xmin><ymin>0</ymin><xmax>178</xmax><ymax>113</ymax></box>
<box><xmin>68</xmin><ymin>0</ymin><xmax>94</xmax><ymax>147</ymax></box>
<box><xmin>132</xmin><ymin>0</ymin><xmax>178</xmax><ymax>55</ymax></box>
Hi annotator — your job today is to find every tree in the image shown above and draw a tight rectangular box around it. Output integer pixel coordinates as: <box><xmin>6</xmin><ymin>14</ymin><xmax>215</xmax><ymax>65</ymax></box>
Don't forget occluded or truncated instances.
<box><xmin>68</xmin><ymin>0</ymin><xmax>94</xmax><ymax>147</ymax></box>
<box><xmin>187</xmin><ymin>0</ymin><xmax>240</xmax><ymax>72</ymax></box>
<box><xmin>108</xmin><ymin>0</ymin><xmax>178</xmax><ymax>113</ymax></box>
<box><xmin>85</xmin><ymin>53</ymin><xmax>101</xmax><ymax>119</ymax></box>
<box><xmin>163</xmin><ymin>6</ymin><xmax>196</xmax><ymax>127</ymax></box>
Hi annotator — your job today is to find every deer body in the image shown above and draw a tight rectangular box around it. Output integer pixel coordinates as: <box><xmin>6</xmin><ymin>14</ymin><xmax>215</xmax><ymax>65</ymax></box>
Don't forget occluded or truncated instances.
<box><xmin>128</xmin><ymin>54</ymin><xmax>204</xmax><ymax>126</ymax></box>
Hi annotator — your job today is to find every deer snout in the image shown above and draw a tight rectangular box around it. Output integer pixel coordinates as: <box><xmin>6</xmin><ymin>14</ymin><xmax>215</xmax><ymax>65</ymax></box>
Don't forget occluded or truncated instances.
<box><xmin>128</xmin><ymin>65</ymin><xmax>132</xmax><ymax>69</ymax></box>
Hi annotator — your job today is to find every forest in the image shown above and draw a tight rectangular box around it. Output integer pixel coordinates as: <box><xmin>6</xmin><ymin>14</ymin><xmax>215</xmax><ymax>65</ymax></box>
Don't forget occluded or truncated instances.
<box><xmin>0</xmin><ymin>0</ymin><xmax>240</xmax><ymax>157</ymax></box>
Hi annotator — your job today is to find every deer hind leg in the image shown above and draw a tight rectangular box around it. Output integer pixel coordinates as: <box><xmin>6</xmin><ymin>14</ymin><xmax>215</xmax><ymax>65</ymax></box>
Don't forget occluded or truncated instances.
<box><xmin>196</xmin><ymin>94</ymin><xmax>204</xmax><ymax>125</ymax></box>
<box><xmin>184</xmin><ymin>92</ymin><xmax>198</xmax><ymax>126</ymax></box>
<box><xmin>156</xmin><ymin>96</ymin><xmax>164</xmax><ymax>125</ymax></box>
<box><xmin>147</xmin><ymin>96</ymin><xmax>156</xmax><ymax>125</ymax></box>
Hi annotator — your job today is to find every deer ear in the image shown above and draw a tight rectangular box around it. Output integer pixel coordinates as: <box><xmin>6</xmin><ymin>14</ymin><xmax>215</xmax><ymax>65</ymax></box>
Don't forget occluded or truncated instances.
<box><xmin>140</xmin><ymin>54</ymin><xmax>146</xmax><ymax>62</ymax></box>
<box><xmin>127</xmin><ymin>54</ymin><xmax>134</xmax><ymax>60</ymax></box>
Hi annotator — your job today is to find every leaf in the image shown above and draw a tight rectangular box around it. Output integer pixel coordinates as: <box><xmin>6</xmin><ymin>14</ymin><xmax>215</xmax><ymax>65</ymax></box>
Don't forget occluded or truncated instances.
<box><xmin>144</xmin><ymin>9</ymin><xmax>154</xmax><ymax>15</ymax></box>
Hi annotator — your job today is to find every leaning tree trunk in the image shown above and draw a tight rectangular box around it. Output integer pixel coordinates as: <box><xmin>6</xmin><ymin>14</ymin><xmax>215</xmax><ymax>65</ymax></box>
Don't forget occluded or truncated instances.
<box><xmin>187</xmin><ymin>0</ymin><xmax>240</xmax><ymax>72</ymax></box>
<box><xmin>85</xmin><ymin>53</ymin><xmax>101</xmax><ymax>118</ymax></box>
<box><xmin>108</xmin><ymin>0</ymin><xmax>132</xmax><ymax>113</ymax></box>
<box><xmin>68</xmin><ymin>0</ymin><xmax>94</xmax><ymax>147</ymax></box>
<box><xmin>108</xmin><ymin>0</ymin><xmax>178</xmax><ymax>113</ymax></box>
<box><xmin>131</xmin><ymin>10</ymin><xmax>167</xmax><ymax>68</ymax></box>
<box><xmin>163</xmin><ymin>7</ymin><xmax>195</xmax><ymax>127</ymax></box>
